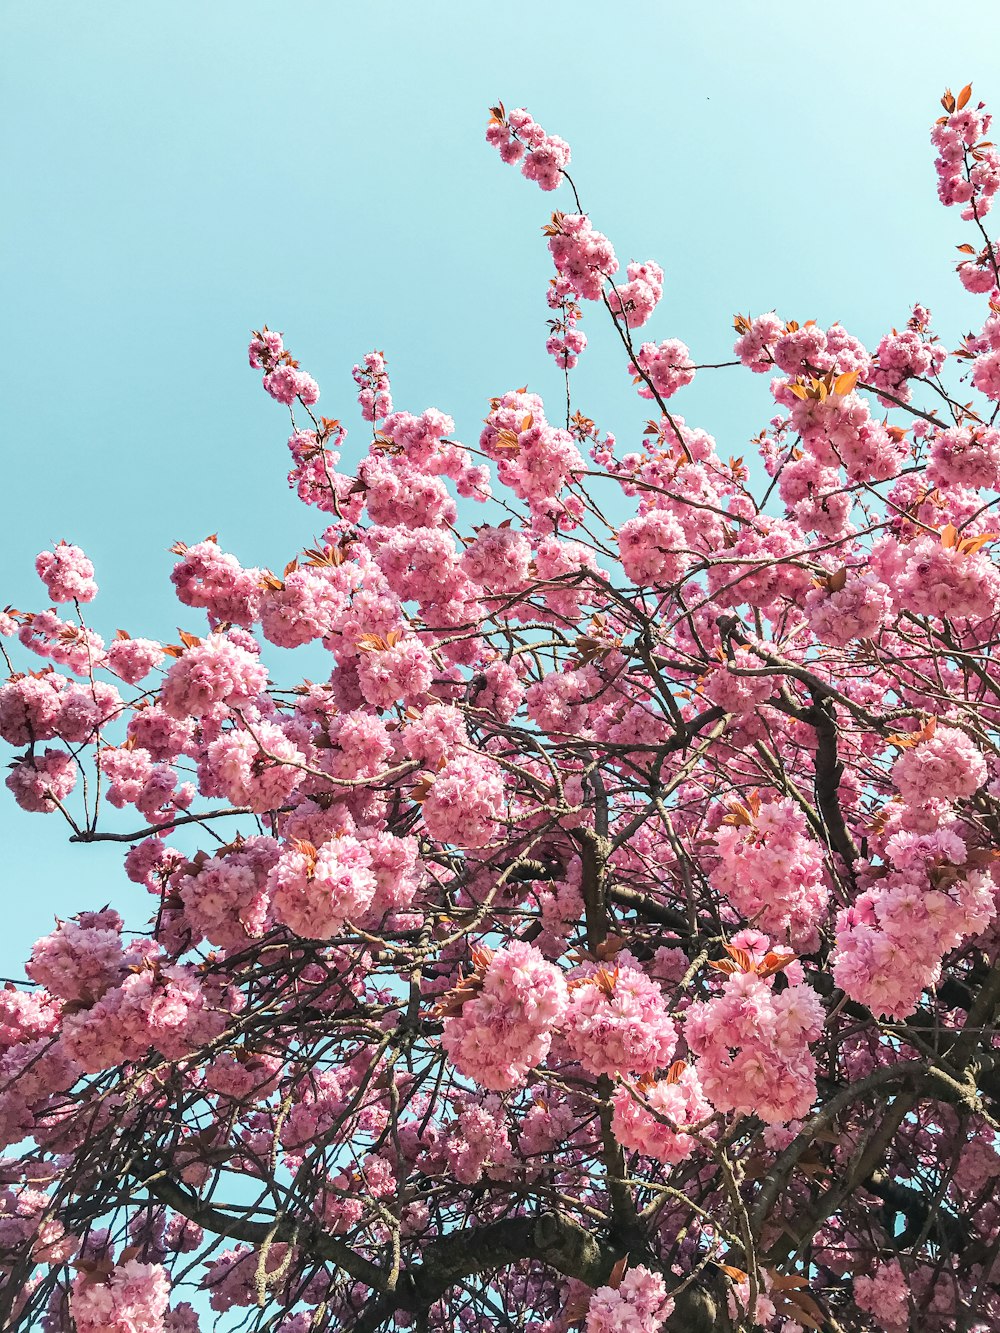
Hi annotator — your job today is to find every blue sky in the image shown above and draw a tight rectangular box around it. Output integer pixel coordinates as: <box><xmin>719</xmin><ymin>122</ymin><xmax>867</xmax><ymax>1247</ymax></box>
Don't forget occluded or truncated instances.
<box><xmin>2</xmin><ymin>1</ymin><xmax>1000</xmax><ymax>975</ymax></box>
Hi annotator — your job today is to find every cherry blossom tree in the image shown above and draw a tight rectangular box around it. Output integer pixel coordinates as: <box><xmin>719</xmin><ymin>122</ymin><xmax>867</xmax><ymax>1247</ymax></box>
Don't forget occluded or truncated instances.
<box><xmin>3</xmin><ymin>82</ymin><xmax>1000</xmax><ymax>1333</ymax></box>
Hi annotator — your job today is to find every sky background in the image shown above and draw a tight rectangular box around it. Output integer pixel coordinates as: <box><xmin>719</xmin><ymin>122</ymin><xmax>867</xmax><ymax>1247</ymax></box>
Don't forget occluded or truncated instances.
<box><xmin>2</xmin><ymin>0</ymin><xmax>1000</xmax><ymax>977</ymax></box>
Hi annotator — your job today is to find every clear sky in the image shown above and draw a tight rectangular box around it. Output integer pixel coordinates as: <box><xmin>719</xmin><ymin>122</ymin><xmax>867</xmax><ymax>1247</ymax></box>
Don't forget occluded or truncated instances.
<box><xmin>2</xmin><ymin>0</ymin><xmax>1000</xmax><ymax>975</ymax></box>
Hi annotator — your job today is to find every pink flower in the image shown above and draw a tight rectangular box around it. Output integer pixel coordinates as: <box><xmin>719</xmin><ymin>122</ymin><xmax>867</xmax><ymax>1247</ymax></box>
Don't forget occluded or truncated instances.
<box><xmin>420</xmin><ymin>752</ymin><xmax>505</xmax><ymax>849</ymax></box>
<box><xmin>161</xmin><ymin>634</ymin><xmax>267</xmax><ymax>719</ymax></box>
<box><xmin>561</xmin><ymin>961</ymin><xmax>677</xmax><ymax>1078</ymax></box>
<box><xmin>71</xmin><ymin>1259</ymin><xmax>170</xmax><ymax>1333</ymax></box>
<box><xmin>611</xmin><ymin>1066</ymin><xmax>711</xmax><ymax>1165</ymax></box>
<box><xmin>441</xmin><ymin>941</ymin><xmax>568</xmax><ymax>1090</ymax></box>
<box><xmin>106</xmin><ymin>636</ymin><xmax>165</xmax><ymax>684</ymax></box>
<box><xmin>892</xmin><ymin>724</ymin><xmax>987</xmax><ymax>805</ymax></box>
<box><xmin>585</xmin><ymin>1265</ymin><xmax>675</xmax><ymax>1333</ymax></box>
<box><xmin>269</xmin><ymin>835</ymin><xmax>378</xmax><ymax>939</ymax></box>
<box><xmin>6</xmin><ymin>748</ymin><xmax>76</xmax><ymax>813</ymax></box>
<box><xmin>35</xmin><ymin>542</ymin><xmax>98</xmax><ymax>604</ymax></box>
<box><xmin>629</xmin><ymin>338</ymin><xmax>695</xmax><ymax>399</ymax></box>
<box><xmin>262</xmin><ymin>364</ymin><xmax>320</xmax><ymax>406</ymax></box>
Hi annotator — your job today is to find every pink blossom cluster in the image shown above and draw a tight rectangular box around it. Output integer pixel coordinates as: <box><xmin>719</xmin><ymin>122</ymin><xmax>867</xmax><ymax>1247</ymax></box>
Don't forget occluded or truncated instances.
<box><xmin>956</xmin><ymin>243</ymin><xmax>1000</xmax><ymax>294</ymax></box>
<box><xmin>932</xmin><ymin>95</ymin><xmax>1000</xmax><ymax>219</ymax></box>
<box><xmin>867</xmin><ymin>325</ymin><xmax>946</xmax><ymax>406</ymax></box>
<box><xmin>260</xmin><ymin>560</ymin><xmax>361</xmax><ymax>648</ymax></box>
<box><xmin>352</xmin><ymin>349</ymin><xmax>393</xmax><ymax>421</ymax></box>
<box><xmin>0</xmin><ymin>671</ymin><xmax>67</xmax><ymax>746</ymax></box>
<box><xmin>6</xmin><ymin>747</ymin><xmax>77</xmax><ymax>812</ymax></box>
<box><xmin>16</xmin><ymin>609</ymin><xmax>106</xmax><ymax>674</ymax></box>
<box><xmin>285</xmin><ymin>426</ymin><xmax>362</xmax><ymax>516</ymax></box>
<box><xmin>611</xmin><ymin>1064</ymin><xmax>712</xmax><ymax>1165</ymax></box>
<box><xmin>59</xmin><ymin>956</ymin><xmax>225</xmax><ymax>1073</ymax></box>
<box><xmin>0</xmin><ymin>671</ymin><xmax>95</xmax><ymax>746</ymax></box>
<box><xmin>560</xmin><ymin>960</ymin><xmax>677</xmax><ymax>1078</ymax></box>
<box><xmin>710</xmin><ymin>797</ymin><xmax>829</xmax><ymax>949</ymax></box>
<box><xmin>685</xmin><ymin>956</ymin><xmax>825</xmax><ymax>1122</ymax></box>
<box><xmin>785</xmin><ymin>381</ymin><xmax>906</xmax><ymax>485</ymax></box>
<box><xmin>34</xmin><ymin>542</ymin><xmax>98</xmax><ymax>604</ymax></box>
<box><xmin>545</xmin><ymin>277</ymin><xmax>587</xmax><ymax>369</ymax></box>
<box><xmin>479</xmin><ymin>390</ymin><xmax>586</xmax><ymax>526</ymax></box>
<box><xmin>606</xmin><ymin>260</ymin><xmax>665</xmax><ymax>330</ymax></box>
<box><xmin>734</xmin><ymin>311</ymin><xmax>784</xmax><ymax>371</ymax></box>
<box><xmin>853</xmin><ymin>1259</ymin><xmax>910</xmax><ymax>1333</ymax></box>
<box><xmin>269</xmin><ymin>834</ymin><xmax>378</xmax><ymax>939</ymax></box>
<box><xmin>927</xmin><ymin>424</ymin><xmax>1000</xmax><ymax>490</ymax></box>
<box><xmin>161</xmin><ymin>633</ymin><xmax>268</xmax><ymax>719</ymax></box>
<box><xmin>617</xmin><ymin>508</ymin><xmax>692</xmax><ymax>588</ymax></box>
<box><xmin>485</xmin><ymin>106</ymin><xmax>571</xmax><ymax>191</ymax></box>
<box><xmin>70</xmin><ymin>1259</ymin><xmax>170</xmax><ymax>1333</ymax></box>
<box><xmin>248</xmin><ymin>328</ymin><xmax>320</xmax><ymax>405</ymax></box>
<box><xmin>891</xmin><ymin>531</ymin><xmax>1000</xmax><ymax>621</ymax></box>
<box><xmin>106</xmin><ymin>635</ymin><xmax>165</xmax><ymax>684</ymax></box>
<box><xmin>356</xmin><ymin>633</ymin><xmax>435</xmax><ymax>708</ymax></box>
<box><xmin>176</xmin><ymin>835</ymin><xmax>277</xmax><ymax>948</ymax></box>
<box><xmin>628</xmin><ymin>339</ymin><xmax>695</xmax><ymax>399</ymax></box>
<box><xmin>585</xmin><ymin>1265</ymin><xmax>675</xmax><ymax>1333</ymax></box>
<box><xmin>267</xmin><ymin>363</ymin><xmax>320</xmax><ymax>407</ymax></box>
<box><xmin>441</xmin><ymin>942</ymin><xmax>569</xmax><ymax>1090</ymax></box>
<box><xmin>833</xmin><ymin>823</ymin><xmax>995</xmax><ymax>1019</ymax></box>
<box><xmin>891</xmin><ymin>724</ymin><xmax>987</xmax><ymax>805</ymax></box>
<box><xmin>547</xmin><ymin>213</ymin><xmax>618</xmax><ymax>301</ymax></box>
<box><xmin>420</xmin><ymin>751</ymin><xmax>506</xmax><ymax>848</ymax></box>
<box><xmin>171</xmin><ymin>539</ymin><xmax>262</xmax><ymax>627</ymax></box>
<box><xmin>99</xmin><ymin>745</ymin><xmax>195</xmax><ymax>821</ymax></box>
<box><xmin>805</xmin><ymin>571</ymin><xmax>893</xmax><ymax>646</ymax></box>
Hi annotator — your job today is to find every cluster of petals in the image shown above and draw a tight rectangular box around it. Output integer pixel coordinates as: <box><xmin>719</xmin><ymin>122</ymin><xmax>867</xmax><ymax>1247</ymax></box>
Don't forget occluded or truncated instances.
<box><xmin>710</xmin><ymin>797</ymin><xmax>829</xmax><ymax>948</ymax></box>
<box><xmin>545</xmin><ymin>276</ymin><xmax>587</xmax><ymax>369</ymax></box>
<box><xmin>486</xmin><ymin>106</ymin><xmax>571</xmax><ymax>191</ymax></box>
<box><xmin>853</xmin><ymin>1259</ymin><xmax>910</xmax><ymax>1333</ymax></box>
<box><xmin>560</xmin><ymin>959</ymin><xmax>677</xmax><ymax>1078</ymax></box>
<box><xmin>177</xmin><ymin>835</ymin><xmax>278</xmax><ymax>948</ymax></box>
<box><xmin>17</xmin><ymin>610</ymin><xmax>106</xmax><ymax>675</ymax></box>
<box><xmin>833</xmin><ymin>823</ymin><xmax>996</xmax><ymax>1019</ymax></box>
<box><xmin>35</xmin><ymin>542</ymin><xmax>98</xmax><ymax>604</ymax></box>
<box><xmin>352</xmin><ymin>349</ymin><xmax>393</xmax><ymax>421</ymax></box>
<box><xmin>867</xmin><ymin>326</ymin><xmax>946</xmax><ymax>405</ymax></box>
<box><xmin>585</xmin><ymin>1265</ymin><xmax>675</xmax><ymax>1333</ymax></box>
<box><xmin>461</xmin><ymin>525</ymin><xmax>536</xmax><ymax>594</ymax></box>
<box><xmin>606</xmin><ymin>260</ymin><xmax>664</xmax><ymax>329</ymax></box>
<box><xmin>547</xmin><ymin>213</ymin><xmax>618</xmax><ymax>301</ymax></box>
<box><xmin>59</xmin><ymin>956</ymin><xmax>224</xmax><ymax>1073</ymax></box>
<box><xmin>805</xmin><ymin>571</ymin><xmax>893</xmax><ymax>646</ymax></box>
<box><xmin>70</xmin><ymin>1259</ymin><xmax>170</xmax><ymax>1333</ymax></box>
<box><xmin>618</xmin><ymin>508</ymin><xmax>692</xmax><ymax>588</ymax></box>
<box><xmin>161</xmin><ymin>633</ymin><xmax>267</xmax><ymax>719</ymax></box>
<box><xmin>6</xmin><ymin>747</ymin><xmax>77</xmax><ymax>813</ymax></box>
<box><xmin>685</xmin><ymin>962</ymin><xmax>824</xmax><ymax>1123</ymax></box>
<box><xmin>610</xmin><ymin>1064</ymin><xmax>712</xmax><ymax>1165</ymax></box>
<box><xmin>420</xmin><ymin>751</ymin><xmax>505</xmax><ymax>849</ymax></box>
<box><xmin>734</xmin><ymin>311</ymin><xmax>784</xmax><ymax>371</ymax></box>
<box><xmin>628</xmin><ymin>338</ymin><xmax>695</xmax><ymax>399</ymax></box>
<box><xmin>262</xmin><ymin>363</ymin><xmax>320</xmax><ymax>406</ymax></box>
<box><xmin>171</xmin><ymin>540</ymin><xmax>262</xmax><ymax>627</ymax></box>
<box><xmin>932</xmin><ymin>101</ymin><xmax>1000</xmax><ymax>219</ymax></box>
<box><xmin>893</xmin><ymin>532</ymin><xmax>1000</xmax><ymax>621</ymax></box>
<box><xmin>268</xmin><ymin>834</ymin><xmax>378</xmax><ymax>939</ymax></box>
<box><xmin>891</xmin><ymin>724</ymin><xmax>987</xmax><ymax>805</ymax></box>
<box><xmin>928</xmin><ymin>424</ymin><xmax>1000</xmax><ymax>490</ymax></box>
<box><xmin>106</xmin><ymin>635</ymin><xmax>165</xmax><ymax>684</ymax></box>
<box><xmin>441</xmin><ymin>941</ymin><xmax>568</xmax><ymax>1090</ymax></box>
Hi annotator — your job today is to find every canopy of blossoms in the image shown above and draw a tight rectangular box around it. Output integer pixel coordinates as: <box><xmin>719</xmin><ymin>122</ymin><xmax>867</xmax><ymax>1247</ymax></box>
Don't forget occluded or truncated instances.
<box><xmin>2</xmin><ymin>83</ymin><xmax>1000</xmax><ymax>1333</ymax></box>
